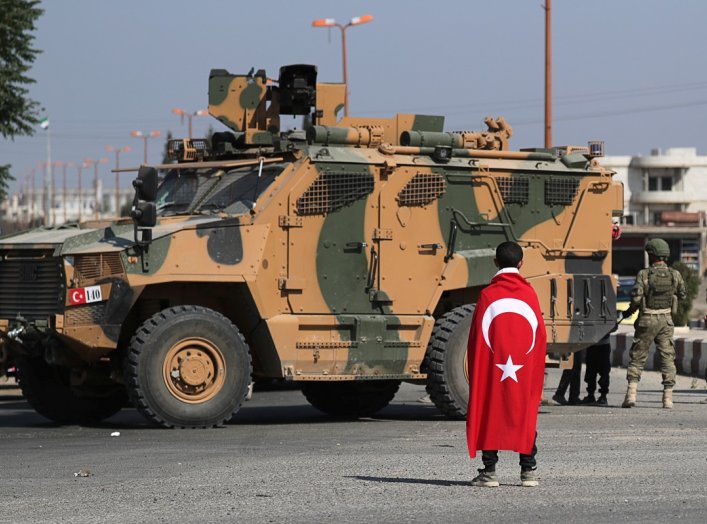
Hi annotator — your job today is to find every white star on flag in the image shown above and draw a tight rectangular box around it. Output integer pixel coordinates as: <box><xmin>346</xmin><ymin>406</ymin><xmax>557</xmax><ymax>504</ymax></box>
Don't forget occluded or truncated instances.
<box><xmin>496</xmin><ymin>355</ymin><xmax>523</xmax><ymax>382</ymax></box>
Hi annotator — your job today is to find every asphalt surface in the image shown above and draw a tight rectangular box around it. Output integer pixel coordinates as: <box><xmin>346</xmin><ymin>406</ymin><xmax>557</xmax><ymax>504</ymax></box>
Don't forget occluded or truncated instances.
<box><xmin>0</xmin><ymin>367</ymin><xmax>705</xmax><ymax>523</ymax></box>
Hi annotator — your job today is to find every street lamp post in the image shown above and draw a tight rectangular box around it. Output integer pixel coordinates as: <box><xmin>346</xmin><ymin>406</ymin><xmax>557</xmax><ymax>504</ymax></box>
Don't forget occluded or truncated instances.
<box><xmin>51</xmin><ymin>161</ymin><xmax>63</xmax><ymax>226</ymax></box>
<box><xmin>130</xmin><ymin>130</ymin><xmax>161</xmax><ymax>164</ymax></box>
<box><xmin>171</xmin><ymin>108</ymin><xmax>208</xmax><ymax>139</ymax></box>
<box><xmin>47</xmin><ymin>160</ymin><xmax>58</xmax><ymax>226</ymax></box>
<box><xmin>84</xmin><ymin>157</ymin><xmax>109</xmax><ymax>220</ymax></box>
<box><xmin>64</xmin><ymin>162</ymin><xmax>75</xmax><ymax>224</ymax></box>
<box><xmin>25</xmin><ymin>169</ymin><xmax>36</xmax><ymax>227</ymax></box>
<box><xmin>311</xmin><ymin>14</ymin><xmax>374</xmax><ymax>117</ymax></box>
<box><xmin>105</xmin><ymin>145</ymin><xmax>132</xmax><ymax>217</ymax></box>
<box><xmin>40</xmin><ymin>160</ymin><xmax>53</xmax><ymax>226</ymax></box>
<box><xmin>76</xmin><ymin>161</ymin><xmax>86</xmax><ymax>222</ymax></box>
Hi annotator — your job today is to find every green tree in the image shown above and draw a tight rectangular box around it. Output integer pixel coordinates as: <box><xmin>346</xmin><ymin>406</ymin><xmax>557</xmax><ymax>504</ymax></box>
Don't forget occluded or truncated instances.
<box><xmin>0</xmin><ymin>0</ymin><xmax>43</xmax><ymax>200</ymax></box>
<box><xmin>671</xmin><ymin>261</ymin><xmax>701</xmax><ymax>326</ymax></box>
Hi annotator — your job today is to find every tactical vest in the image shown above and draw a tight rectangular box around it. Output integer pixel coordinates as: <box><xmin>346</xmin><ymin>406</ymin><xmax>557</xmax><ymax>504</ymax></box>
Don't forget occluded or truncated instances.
<box><xmin>644</xmin><ymin>265</ymin><xmax>676</xmax><ymax>309</ymax></box>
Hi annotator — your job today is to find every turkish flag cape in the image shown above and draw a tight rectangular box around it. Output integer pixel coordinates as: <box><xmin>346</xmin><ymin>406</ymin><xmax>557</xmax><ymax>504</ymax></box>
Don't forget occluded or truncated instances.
<box><xmin>466</xmin><ymin>270</ymin><xmax>546</xmax><ymax>457</ymax></box>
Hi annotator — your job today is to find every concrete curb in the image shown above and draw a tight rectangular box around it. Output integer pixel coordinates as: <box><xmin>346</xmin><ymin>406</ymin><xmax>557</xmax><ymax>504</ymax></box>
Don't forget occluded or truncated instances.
<box><xmin>611</xmin><ymin>332</ymin><xmax>707</xmax><ymax>378</ymax></box>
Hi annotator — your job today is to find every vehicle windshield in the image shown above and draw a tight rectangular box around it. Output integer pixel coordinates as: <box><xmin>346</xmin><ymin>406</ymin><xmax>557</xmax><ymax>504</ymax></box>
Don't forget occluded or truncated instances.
<box><xmin>154</xmin><ymin>163</ymin><xmax>285</xmax><ymax>216</ymax></box>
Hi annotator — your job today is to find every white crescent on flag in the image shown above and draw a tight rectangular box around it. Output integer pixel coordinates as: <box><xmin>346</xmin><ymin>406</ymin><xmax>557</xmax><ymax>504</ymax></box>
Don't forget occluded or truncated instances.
<box><xmin>481</xmin><ymin>297</ymin><xmax>539</xmax><ymax>354</ymax></box>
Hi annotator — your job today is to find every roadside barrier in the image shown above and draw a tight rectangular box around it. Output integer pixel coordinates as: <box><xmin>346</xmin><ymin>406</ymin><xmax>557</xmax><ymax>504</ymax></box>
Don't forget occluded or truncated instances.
<box><xmin>611</xmin><ymin>332</ymin><xmax>707</xmax><ymax>379</ymax></box>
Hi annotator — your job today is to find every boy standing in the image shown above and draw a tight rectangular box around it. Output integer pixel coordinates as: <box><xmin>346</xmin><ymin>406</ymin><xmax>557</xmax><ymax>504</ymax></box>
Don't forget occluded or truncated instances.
<box><xmin>466</xmin><ymin>241</ymin><xmax>546</xmax><ymax>487</ymax></box>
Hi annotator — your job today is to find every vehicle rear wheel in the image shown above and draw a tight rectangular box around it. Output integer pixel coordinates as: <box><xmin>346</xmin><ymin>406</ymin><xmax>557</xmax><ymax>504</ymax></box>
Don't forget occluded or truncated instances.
<box><xmin>125</xmin><ymin>306</ymin><xmax>252</xmax><ymax>428</ymax></box>
<box><xmin>301</xmin><ymin>380</ymin><xmax>401</xmax><ymax>418</ymax></box>
<box><xmin>424</xmin><ymin>304</ymin><xmax>475</xmax><ymax>420</ymax></box>
<box><xmin>17</xmin><ymin>358</ymin><xmax>125</xmax><ymax>424</ymax></box>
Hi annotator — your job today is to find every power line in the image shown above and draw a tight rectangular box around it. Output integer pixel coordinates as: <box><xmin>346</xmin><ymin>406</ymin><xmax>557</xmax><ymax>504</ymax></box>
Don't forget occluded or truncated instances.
<box><xmin>358</xmin><ymin>79</ymin><xmax>707</xmax><ymax>116</ymax></box>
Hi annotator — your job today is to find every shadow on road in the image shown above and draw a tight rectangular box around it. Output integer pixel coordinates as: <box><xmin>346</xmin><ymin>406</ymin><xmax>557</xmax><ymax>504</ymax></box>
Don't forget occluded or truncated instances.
<box><xmin>347</xmin><ymin>475</ymin><xmax>470</xmax><ymax>487</ymax></box>
<box><xmin>231</xmin><ymin>402</ymin><xmax>449</xmax><ymax>426</ymax></box>
<box><xmin>0</xmin><ymin>394</ymin><xmax>450</xmax><ymax>429</ymax></box>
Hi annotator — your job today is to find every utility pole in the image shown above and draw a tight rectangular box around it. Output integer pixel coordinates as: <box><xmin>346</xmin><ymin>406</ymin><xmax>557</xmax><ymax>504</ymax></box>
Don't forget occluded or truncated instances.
<box><xmin>30</xmin><ymin>168</ymin><xmax>36</xmax><ymax>226</ymax></box>
<box><xmin>544</xmin><ymin>0</ymin><xmax>552</xmax><ymax>149</ymax></box>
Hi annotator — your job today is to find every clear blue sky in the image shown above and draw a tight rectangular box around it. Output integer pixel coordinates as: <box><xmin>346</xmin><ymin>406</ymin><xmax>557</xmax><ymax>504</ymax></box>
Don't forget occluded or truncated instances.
<box><xmin>3</xmin><ymin>0</ymin><xmax>707</xmax><ymax>194</ymax></box>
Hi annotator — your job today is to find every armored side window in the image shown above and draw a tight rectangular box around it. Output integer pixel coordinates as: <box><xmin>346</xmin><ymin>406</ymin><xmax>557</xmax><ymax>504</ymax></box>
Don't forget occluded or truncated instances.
<box><xmin>545</xmin><ymin>177</ymin><xmax>580</xmax><ymax>205</ymax></box>
<box><xmin>496</xmin><ymin>176</ymin><xmax>529</xmax><ymax>205</ymax></box>
<box><xmin>397</xmin><ymin>173</ymin><xmax>447</xmax><ymax>207</ymax></box>
<box><xmin>296</xmin><ymin>171</ymin><xmax>374</xmax><ymax>215</ymax></box>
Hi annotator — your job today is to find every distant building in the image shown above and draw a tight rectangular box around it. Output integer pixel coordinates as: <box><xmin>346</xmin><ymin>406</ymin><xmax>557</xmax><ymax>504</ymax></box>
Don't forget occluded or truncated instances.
<box><xmin>0</xmin><ymin>183</ymin><xmax>134</xmax><ymax>229</ymax></box>
<box><xmin>602</xmin><ymin>147</ymin><xmax>707</xmax><ymax>275</ymax></box>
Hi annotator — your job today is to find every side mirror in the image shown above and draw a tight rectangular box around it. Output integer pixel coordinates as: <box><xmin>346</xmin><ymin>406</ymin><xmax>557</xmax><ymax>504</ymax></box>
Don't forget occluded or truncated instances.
<box><xmin>131</xmin><ymin>201</ymin><xmax>156</xmax><ymax>228</ymax></box>
<box><xmin>131</xmin><ymin>166</ymin><xmax>158</xmax><ymax>245</ymax></box>
<box><xmin>133</xmin><ymin>166</ymin><xmax>158</xmax><ymax>201</ymax></box>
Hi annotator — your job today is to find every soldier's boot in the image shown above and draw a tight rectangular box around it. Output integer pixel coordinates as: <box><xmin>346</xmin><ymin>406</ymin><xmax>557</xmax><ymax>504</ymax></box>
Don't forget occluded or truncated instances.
<box><xmin>662</xmin><ymin>388</ymin><xmax>674</xmax><ymax>409</ymax></box>
<box><xmin>622</xmin><ymin>382</ymin><xmax>637</xmax><ymax>408</ymax></box>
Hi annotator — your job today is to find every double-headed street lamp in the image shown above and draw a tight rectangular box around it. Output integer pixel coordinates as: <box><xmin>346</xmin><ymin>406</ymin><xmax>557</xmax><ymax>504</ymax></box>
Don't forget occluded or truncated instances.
<box><xmin>311</xmin><ymin>14</ymin><xmax>374</xmax><ymax>117</ymax></box>
<box><xmin>130</xmin><ymin>130</ymin><xmax>161</xmax><ymax>164</ymax></box>
<box><xmin>105</xmin><ymin>145</ymin><xmax>132</xmax><ymax>217</ymax></box>
<box><xmin>171</xmin><ymin>108</ymin><xmax>208</xmax><ymax>139</ymax></box>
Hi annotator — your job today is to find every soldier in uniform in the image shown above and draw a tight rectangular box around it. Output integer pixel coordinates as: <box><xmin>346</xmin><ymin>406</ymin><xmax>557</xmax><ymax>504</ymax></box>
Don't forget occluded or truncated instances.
<box><xmin>621</xmin><ymin>238</ymin><xmax>686</xmax><ymax>409</ymax></box>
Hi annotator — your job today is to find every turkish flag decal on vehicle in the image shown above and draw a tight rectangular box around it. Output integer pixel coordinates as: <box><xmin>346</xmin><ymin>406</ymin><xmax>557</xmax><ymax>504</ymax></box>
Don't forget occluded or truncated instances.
<box><xmin>68</xmin><ymin>285</ymin><xmax>103</xmax><ymax>306</ymax></box>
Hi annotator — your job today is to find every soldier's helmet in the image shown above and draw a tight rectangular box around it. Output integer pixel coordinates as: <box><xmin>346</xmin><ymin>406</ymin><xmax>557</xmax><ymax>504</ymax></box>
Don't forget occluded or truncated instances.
<box><xmin>645</xmin><ymin>238</ymin><xmax>670</xmax><ymax>259</ymax></box>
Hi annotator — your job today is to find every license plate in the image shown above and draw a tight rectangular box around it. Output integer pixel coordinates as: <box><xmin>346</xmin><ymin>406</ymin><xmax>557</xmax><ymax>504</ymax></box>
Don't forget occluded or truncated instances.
<box><xmin>68</xmin><ymin>285</ymin><xmax>103</xmax><ymax>306</ymax></box>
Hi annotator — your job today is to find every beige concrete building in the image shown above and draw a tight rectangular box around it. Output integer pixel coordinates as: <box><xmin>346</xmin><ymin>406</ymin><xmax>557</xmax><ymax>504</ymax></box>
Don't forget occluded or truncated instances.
<box><xmin>601</xmin><ymin>148</ymin><xmax>707</xmax><ymax>275</ymax></box>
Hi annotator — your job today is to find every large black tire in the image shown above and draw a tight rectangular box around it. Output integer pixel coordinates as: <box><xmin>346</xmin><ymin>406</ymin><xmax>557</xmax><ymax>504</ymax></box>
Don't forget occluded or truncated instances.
<box><xmin>301</xmin><ymin>380</ymin><xmax>401</xmax><ymax>418</ymax></box>
<box><xmin>17</xmin><ymin>357</ymin><xmax>125</xmax><ymax>424</ymax></box>
<box><xmin>125</xmin><ymin>306</ymin><xmax>252</xmax><ymax>428</ymax></box>
<box><xmin>424</xmin><ymin>304</ymin><xmax>475</xmax><ymax>420</ymax></box>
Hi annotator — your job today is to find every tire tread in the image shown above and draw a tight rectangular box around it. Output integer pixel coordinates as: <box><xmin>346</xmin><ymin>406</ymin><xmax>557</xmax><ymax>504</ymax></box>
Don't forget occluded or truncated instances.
<box><xmin>424</xmin><ymin>304</ymin><xmax>475</xmax><ymax>420</ymax></box>
<box><xmin>125</xmin><ymin>305</ymin><xmax>252</xmax><ymax>429</ymax></box>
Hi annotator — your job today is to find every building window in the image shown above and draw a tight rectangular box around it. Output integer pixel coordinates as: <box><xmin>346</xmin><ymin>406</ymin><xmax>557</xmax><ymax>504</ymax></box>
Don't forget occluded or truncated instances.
<box><xmin>648</xmin><ymin>176</ymin><xmax>673</xmax><ymax>191</ymax></box>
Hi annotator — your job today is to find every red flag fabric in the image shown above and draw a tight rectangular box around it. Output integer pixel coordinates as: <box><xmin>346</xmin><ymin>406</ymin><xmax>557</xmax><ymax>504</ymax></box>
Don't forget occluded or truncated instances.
<box><xmin>466</xmin><ymin>269</ymin><xmax>547</xmax><ymax>457</ymax></box>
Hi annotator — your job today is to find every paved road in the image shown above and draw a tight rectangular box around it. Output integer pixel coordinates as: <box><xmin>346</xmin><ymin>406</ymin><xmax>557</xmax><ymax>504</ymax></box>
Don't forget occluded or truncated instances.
<box><xmin>0</xmin><ymin>368</ymin><xmax>705</xmax><ymax>523</ymax></box>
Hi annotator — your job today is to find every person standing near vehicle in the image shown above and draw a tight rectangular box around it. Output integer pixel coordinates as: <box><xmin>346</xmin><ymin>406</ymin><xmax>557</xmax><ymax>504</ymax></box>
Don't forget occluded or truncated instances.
<box><xmin>620</xmin><ymin>238</ymin><xmax>686</xmax><ymax>409</ymax></box>
<box><xmin>466</xmin><ymin>241</ymin><xmax>546</xmax><ymax>487</ymax></box>
<box><xmin>552</xmin><ymin>349</ymin><xmax>583</xmax><ymax>405</ymax></box>
<box><xmin>581</xmin><ymin>335</ymin><xmax>611</xmax><ymax>406</ymax></box>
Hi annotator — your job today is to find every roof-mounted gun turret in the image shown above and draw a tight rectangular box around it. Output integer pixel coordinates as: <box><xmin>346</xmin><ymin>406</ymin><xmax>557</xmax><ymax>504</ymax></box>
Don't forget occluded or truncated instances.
<box><xmin>208</xmin><ymin>64</ymin><xmax>346</xmax><ymax>146</ymax></box>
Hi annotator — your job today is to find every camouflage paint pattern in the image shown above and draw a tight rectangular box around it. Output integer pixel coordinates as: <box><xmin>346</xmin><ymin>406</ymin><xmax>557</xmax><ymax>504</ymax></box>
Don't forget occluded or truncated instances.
<box><xmin>0</xmin><ymin>64</ymin><xmax>623</xmax><ymax>387</ymax></box>
<box><xmin>626</xmin><ymin>314</ymin><xmax>676</xmax><ymax>387</ymax></box>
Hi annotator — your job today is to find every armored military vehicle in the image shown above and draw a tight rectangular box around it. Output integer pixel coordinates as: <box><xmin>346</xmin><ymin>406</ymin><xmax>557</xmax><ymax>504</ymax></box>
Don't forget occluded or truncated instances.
<box><xmin>0</xmin><ymin>64</ymin><xmax>623</xmax><ymax>427</ymax></box>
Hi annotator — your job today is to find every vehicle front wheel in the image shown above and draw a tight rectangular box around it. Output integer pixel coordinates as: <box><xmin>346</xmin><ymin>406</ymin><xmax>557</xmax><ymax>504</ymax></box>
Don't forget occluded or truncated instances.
<box><xmin>125</xmin><ymin>306</ymin><xmax>252</xmax><ymax>428</ymax></box>
<box><xmin>17</xmin><ymin>358</ymin><xmax>125</xmax><ymax>424</ymax></box>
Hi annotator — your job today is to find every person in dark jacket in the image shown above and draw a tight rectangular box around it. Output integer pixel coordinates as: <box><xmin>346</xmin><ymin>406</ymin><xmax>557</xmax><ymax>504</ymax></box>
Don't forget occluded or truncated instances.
<box><xmin>581</xmin><ymin>334</ymin><xmax>611</xmax><ymax>405</ymax></box>
<box><xmin>552</xmin><ymin>349</ymin><xmax>583</xmax><ymax>405</ymax></box>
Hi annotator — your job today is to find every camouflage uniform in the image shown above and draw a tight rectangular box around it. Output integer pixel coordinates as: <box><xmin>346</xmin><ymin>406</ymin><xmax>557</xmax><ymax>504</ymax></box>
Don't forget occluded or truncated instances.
<box><xmin>625</xmin><ymin>262</ymin><xmax>686</xmax><ymax>388</ymax></box>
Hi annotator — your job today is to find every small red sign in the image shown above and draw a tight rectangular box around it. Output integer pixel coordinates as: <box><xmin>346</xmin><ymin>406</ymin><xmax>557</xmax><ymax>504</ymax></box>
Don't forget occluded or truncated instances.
<box><xmin>68</xmin><ymin>285</ymin><xmax>103</xmax><ymax>306</ymax></box>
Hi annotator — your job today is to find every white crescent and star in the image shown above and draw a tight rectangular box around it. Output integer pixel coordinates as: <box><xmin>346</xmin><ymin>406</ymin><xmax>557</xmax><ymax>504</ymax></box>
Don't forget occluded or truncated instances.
<box><xmin>480</xmin><ymin>297</ymin><xmax>540</xmax><ymax>383</ymax></box>
<box><xmin>481</xmin><ymin>297</ymin><xmax>539</xmax><ymax>355</ymax></box>
<box><xmin>496</xmin><ymin>355</ymin><xmax>523</xmax><ymax>382</ymax></box>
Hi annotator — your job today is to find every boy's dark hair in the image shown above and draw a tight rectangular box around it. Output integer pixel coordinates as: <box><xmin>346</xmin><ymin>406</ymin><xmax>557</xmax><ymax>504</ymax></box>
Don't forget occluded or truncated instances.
<box><xmin>495</xmin><ymin>241</ymin><xmax>523</xmax><ymax>268</ymax></box>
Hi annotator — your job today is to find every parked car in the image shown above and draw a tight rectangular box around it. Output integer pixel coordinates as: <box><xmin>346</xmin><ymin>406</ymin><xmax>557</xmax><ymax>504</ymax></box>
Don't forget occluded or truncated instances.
<box><xmin>617</xmin><ymin>276</ymin><xmax>638</xmax><ymax>324</ymax></box>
